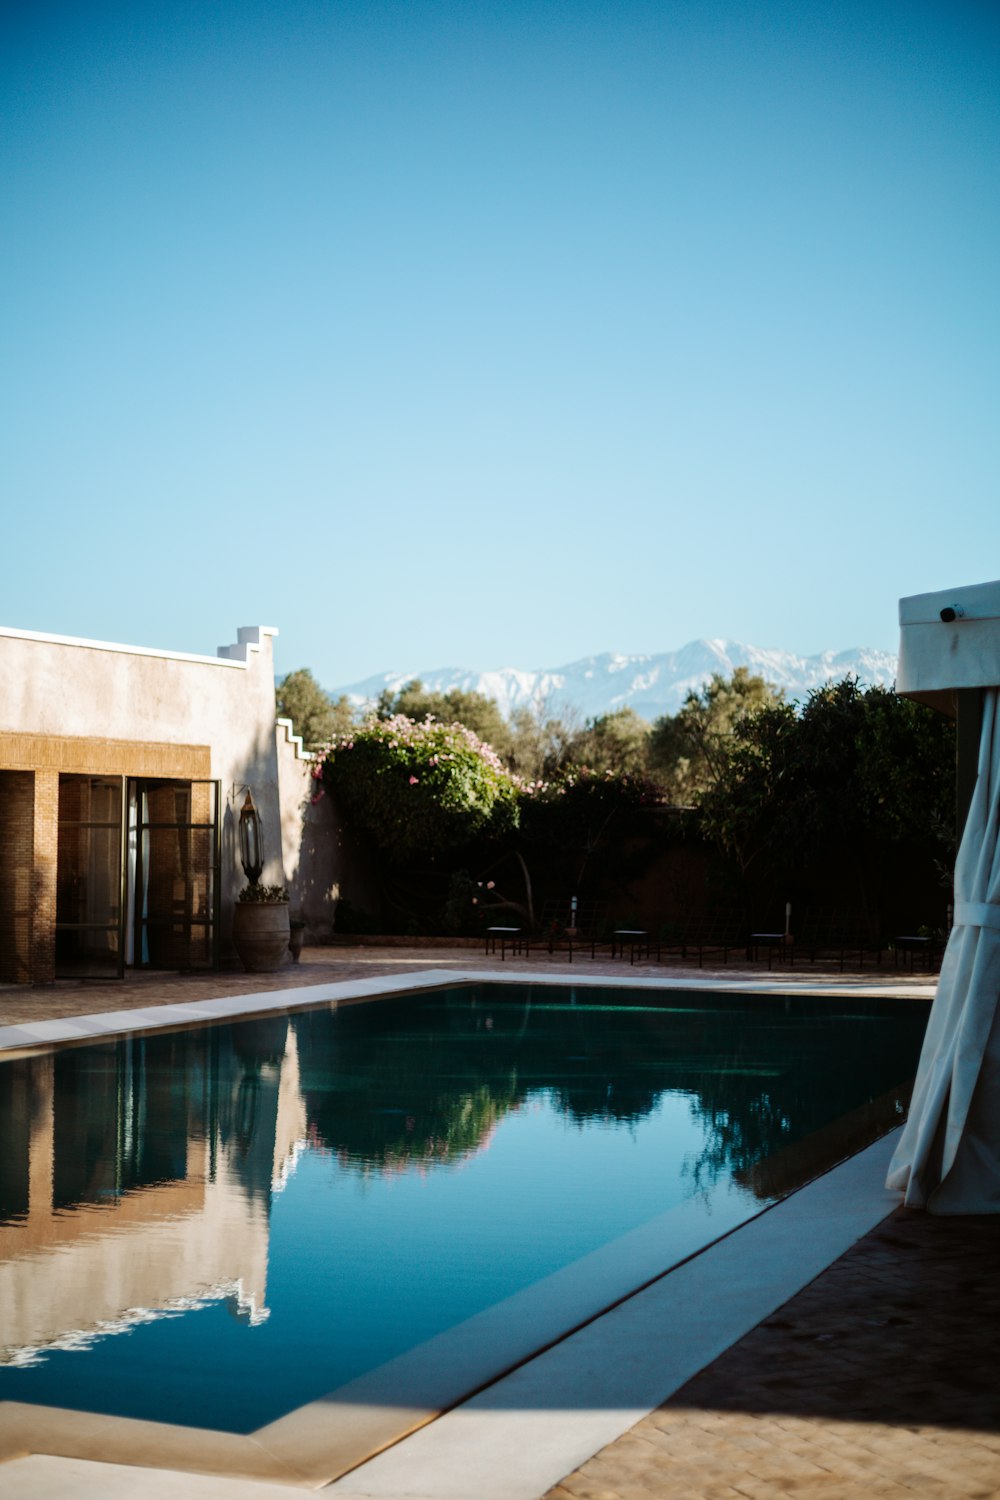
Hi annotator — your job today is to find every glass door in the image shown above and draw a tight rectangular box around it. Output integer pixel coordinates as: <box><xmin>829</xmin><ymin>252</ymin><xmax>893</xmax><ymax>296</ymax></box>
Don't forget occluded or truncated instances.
<box><xmin>130</xmin><ymin>779</ymin><xmax>221</xmax><ymax>970</ymax></box>
<box><xmin>55</xmin><ymin>775</ymin><xmax>126</xmax><ymax>979</ymax></box>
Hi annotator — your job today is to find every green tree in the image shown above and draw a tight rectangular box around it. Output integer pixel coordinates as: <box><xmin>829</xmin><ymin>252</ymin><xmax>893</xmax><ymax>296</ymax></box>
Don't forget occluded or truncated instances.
<box><xmin>504</xmin><ymin>703</ymin><xmax>581</xmax><ymax>781</ymax></box>
<box><xmin>375</xmin><ymin>681</ymin><xmax>592</xmax><ymax>781</ymax></box>
<box><xmin>518</xmin><ymin>768</ymin><xmax>663</xmax><ymax>890</ymax></box>
<box><xmin>276</xmin><ymin>668</ymin><xmax>354</xmax><ymax>751</ymax></box>
<box><xmin>376</xmin><ymin>679</ymin><xmax>514</xmax><ymax>760</ymax></box>
<box><xmin>697</xmin><ymin>699</ymin><xmax>798</xmax><ymax>879</ymax></box>
<box><xmin>567</xmin><ymin>707</ymin><xmax>653</xmax><ymax>777</ymax></box>
<box><xmin>649</xmin><ymin>668</ymin><xmax>785</xmax><ymax>803</ymax></box>
<box><xmin>699</xmin><ymin>678</ymin><xmax>955</xmax><ymax>928</ymax></box>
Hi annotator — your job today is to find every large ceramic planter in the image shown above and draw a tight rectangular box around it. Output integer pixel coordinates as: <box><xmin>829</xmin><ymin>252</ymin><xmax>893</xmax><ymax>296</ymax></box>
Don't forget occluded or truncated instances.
<box><xmin>232</xmin><ymin>901</ymin><xmax>290</xmax><ymax>973</ymax></box>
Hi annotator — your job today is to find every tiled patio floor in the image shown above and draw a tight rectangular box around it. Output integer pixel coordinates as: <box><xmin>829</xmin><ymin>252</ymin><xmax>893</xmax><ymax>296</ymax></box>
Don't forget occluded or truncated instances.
<box><xmin>0</xmin><ymin>941</ymin><xmax>934</xmax><ymax>1027</ymax></box>
<box><xmin>5</xmin><ymin>947</ymin><xmax>991</xmax><ymax>1500</ymax></box>
<box><xmin>545</xmin><ymin>1207</ymin><xmax>1000</xmax><ymax>1500</ymax></box>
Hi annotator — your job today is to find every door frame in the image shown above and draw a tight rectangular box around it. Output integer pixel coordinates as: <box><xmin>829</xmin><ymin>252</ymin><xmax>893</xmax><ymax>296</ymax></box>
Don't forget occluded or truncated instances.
<box><xmin>127</xmin><ymin>777</ymin><xmax>222</xmax><ymax>971</ymax></box>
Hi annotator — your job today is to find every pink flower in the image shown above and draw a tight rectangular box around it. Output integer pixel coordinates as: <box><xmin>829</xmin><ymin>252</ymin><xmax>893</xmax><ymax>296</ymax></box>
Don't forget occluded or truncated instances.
<box><xmin>486</xmin><ymin>880</ymin><xmax>495</xmax><ymax>889</ymax></box>
<box><xmin>409</xmin><ymin>775</ymin><xmax>419</xmax><ymax>784</ymax></box>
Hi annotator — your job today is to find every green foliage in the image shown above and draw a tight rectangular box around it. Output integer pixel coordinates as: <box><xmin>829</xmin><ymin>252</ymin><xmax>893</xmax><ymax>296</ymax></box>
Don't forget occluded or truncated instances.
<box><xmin>441</xmin><ymin>869</ymin><xmax>480</xmax><ymax>934</ymax></box>
<box><xmin>376</xmin><ymin>679</ymin><xmax>513</xmax><ymax>758</ymax></box>
<box><xmin>566</xmin><ymin>706</ymin><xmax>652</xmax><ymax>777</ymax></box>
<box><xmin>374</xmin><ymin>679</ymin><xmax>597</xmax><ymax>783</ymax></box>
<box><xmin>369</xmin><ymin>679</ymin><xmax>661</xmax><ymax>785</ymax></box>
<box><xmin>697</xmin><ymin>702</ymin><xmax>798</xmax><ymax>875</ymax></box>
<box><xmin>306</xmin><ymin>664</ymin><xmax>952</xmax><ymax>938</ymax></box>
<box><xmin>519</xmin><ymin>768</ymin><xmax>664</xmax><ymax>887</ymax></box>
<box><xmin>238</xmin><ymin>883</ymin><xmax>289</xmax><ymax>902</ymax></box>
<box><xmin>332</xmin><ymin>897</ymin><xmax>381</xmax><ymax>934</ymax></box>
<box><xmin>504</xmin><ymin>703</ymin><xmax>581</xmax><ymax>781</ymax></box>
<box><xmin>649</xmin><ymin>668</ymin><xmax>785</xmax><ymax>804</ymax></box>
<box><xmin>439</xmin><ymin>868</ymin><xmax>523</xmax><ymax>934</ymax></box>
<box><xmin>699</xmin><ymin>678</ymin><xmax>955</xmax><ymax>890</ymax></box>
<box><xmin>276</xmin><ymin>668</ymin><xmax>355</xmax><ymax>751</ymax></box>
<box><xmin>316</xmin><ymin>714</ymin><xmax>520</xmax><ymax>864</ymax></box>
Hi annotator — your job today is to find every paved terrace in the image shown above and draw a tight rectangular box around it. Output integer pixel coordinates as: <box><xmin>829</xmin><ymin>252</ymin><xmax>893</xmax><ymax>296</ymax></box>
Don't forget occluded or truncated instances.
<box><xmin>0</xmin><ymin>940</ymin><xmax>936</xmax><ymax>1027</ymax></box>
<box><xmin>3</xmin><ymin>946</ymin><xmax>998</xmax><ymax>1500</ymax></box>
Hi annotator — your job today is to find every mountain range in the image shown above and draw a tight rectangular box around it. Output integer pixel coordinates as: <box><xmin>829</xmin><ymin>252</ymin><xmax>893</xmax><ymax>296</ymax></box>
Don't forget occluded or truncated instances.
<box><xmin>332</xmin><ymin>639</ymin><xmax>898</xmax><ymax>724</ymax></box>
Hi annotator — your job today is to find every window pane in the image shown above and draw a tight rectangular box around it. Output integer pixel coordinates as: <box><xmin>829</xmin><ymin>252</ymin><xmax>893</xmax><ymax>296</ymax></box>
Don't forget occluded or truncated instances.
<box><xmin>58</xmin><ymin>775</ymin><xmax>121</xmax><ymax>824</ymax></box>
<box><xmin>56</xmin><ymin>776</ymin><xmax>123</xmax><ymax>979</ymax></box>
<box><xmin>56</xmin><ymin>825</ymin><xmax>122</xmax><ymax>926</ymax></box>
<box><xmin>137</xmin><ymin>781</ymin><xmax>217</xmax><ymax>970</ymax></box>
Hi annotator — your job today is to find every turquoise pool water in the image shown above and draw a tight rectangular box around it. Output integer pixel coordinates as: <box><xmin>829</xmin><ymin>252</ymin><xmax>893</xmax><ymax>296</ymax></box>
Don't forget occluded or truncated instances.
<box><xmin>0</xmin><ymin>984</ymin><xmax>927</xmax><ymax>1433</ymax></box>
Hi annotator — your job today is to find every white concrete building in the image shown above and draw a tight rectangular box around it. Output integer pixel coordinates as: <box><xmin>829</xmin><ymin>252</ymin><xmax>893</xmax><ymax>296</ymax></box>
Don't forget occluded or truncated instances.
<box><xmin>0</xmin><ymin>623</ymin><xmax>321</xmax><ymax>983</ymax></box>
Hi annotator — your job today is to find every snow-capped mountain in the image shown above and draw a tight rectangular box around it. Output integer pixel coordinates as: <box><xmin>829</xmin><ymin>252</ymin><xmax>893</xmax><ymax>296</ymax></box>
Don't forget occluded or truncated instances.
<box><xmin>331</xmin><ymin>640</ymin><xmax>898</xmax><ymax>724</ymax></box>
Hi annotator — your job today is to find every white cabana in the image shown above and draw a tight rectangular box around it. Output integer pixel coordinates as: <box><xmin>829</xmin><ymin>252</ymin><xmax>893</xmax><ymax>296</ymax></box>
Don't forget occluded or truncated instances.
<box><xmin>887</xmin><ymin>578</ymin><xmax>1000</xmax><ymax>1211</ymax></box>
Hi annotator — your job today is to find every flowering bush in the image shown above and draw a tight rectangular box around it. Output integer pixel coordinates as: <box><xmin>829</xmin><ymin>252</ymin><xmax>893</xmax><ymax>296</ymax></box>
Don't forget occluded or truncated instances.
<box><xmin>314</xmin><ymin>714</ymin><xmax>520</xmax><ymax>864</ymax></box>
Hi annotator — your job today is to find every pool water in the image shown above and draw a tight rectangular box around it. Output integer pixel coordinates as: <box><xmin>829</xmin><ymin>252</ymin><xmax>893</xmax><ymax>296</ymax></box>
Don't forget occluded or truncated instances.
<box><xmin>0</xmin><ymin>984</ymin><xmax>928</xmax><ymax>1433</ymax></box>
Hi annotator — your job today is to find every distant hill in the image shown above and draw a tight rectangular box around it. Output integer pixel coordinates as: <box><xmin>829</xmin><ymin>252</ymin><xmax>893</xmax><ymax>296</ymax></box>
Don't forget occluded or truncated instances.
<box><xmin>332</xmin><ymin>639</ymin><xmax>898</xmax><ymax>723</ymax></box>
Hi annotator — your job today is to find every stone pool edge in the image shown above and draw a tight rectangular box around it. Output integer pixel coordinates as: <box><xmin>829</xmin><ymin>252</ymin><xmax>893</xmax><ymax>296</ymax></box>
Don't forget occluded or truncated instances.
<box><xmin>0</xmin><ymin>965</ymin><xmax>935</xmax><ymax>1057</ymax></box>
<box><xmin>328</xmin><ymin>1130</ymin><xmax>904</xmax><ymax>1500</ymax></box>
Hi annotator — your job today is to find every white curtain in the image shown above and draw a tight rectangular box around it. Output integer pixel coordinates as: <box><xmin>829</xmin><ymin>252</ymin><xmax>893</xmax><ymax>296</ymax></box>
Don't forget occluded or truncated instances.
<box><xmin>887</xmin><ymin>687</ymin><xmax>1000</xmax><ymax>1212</ymax></box>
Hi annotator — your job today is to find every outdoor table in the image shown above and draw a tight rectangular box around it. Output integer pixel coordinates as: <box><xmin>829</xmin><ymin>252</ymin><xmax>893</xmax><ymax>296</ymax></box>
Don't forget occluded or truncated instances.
<box><xmin>749</xmin><ymin>932</ymin><xmax>793</xmax><ymax>969</ymax></box>
<box><xmin>485</xmin><ymin>926</ymin><xmax>527</xmax><ymax>961</ymax></box>
<box><xmin>893</xmin><ymin>934</ymin><xmax>933</xmax><ymax>972</ymax></box>
<box><xmin>611</xmin><ymin>928</ymin><xmax>656</xmax><ymax>964</ymax></box>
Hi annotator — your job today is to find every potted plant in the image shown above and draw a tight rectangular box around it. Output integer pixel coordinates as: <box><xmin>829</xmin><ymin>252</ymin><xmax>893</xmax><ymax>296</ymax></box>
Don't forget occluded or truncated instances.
<box><xmin>232</xmin><ymin>883</ymin><xmax>290</xmax><ymax>972</ymax></box>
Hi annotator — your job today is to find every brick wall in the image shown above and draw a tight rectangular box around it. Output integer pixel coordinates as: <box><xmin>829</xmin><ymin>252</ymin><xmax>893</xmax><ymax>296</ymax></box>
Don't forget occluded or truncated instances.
<box><xmin>31</xmin><ymin>771</ymin><xmax>59</xmax><ymax>984</ymax></box>
<box><xmin>0</xmin><ymin>769</ymin><xmax>60</xmax><ymax>985</ymax></box>
<box><xmin>0</xmin><ymin>732</ymin><xmax>209</xmax><ymax>778</ymax></box>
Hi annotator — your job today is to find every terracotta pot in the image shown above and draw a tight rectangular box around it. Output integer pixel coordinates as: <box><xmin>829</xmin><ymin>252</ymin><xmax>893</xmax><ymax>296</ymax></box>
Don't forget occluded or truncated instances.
<box><xmin>232</xmin><ymin>901</ymin><xmax>290</xmax><ymax>972</ymax></box>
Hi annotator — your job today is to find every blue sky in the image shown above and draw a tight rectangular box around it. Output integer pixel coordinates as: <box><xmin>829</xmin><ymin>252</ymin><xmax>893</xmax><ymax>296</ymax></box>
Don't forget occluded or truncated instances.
<box><xmin>2</xmin><ymin>0</ymin><xmax>997</xmax><ymax>687</ymax></box>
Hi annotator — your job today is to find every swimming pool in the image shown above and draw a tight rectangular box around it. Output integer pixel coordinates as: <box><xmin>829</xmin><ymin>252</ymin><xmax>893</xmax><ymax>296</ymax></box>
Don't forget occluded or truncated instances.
<box><xmin>0</xmin><ymin>982</ymin><xmax>927</xmax><ymax>1464</ymax></box>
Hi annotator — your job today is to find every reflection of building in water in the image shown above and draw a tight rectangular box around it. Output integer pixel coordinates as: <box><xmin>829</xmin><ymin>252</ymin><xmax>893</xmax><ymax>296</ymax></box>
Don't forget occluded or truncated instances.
<box><xmin>0</xmin><ymin>1019</ymin><xmax>306</xmax><ymax>1366</ymax></box>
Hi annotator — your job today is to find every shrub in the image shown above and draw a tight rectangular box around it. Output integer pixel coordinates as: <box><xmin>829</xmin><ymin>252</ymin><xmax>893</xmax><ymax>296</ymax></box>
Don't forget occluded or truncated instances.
<box><xmin>315</xmin><ymin>714</ymin><xmax>520</xmax><ymax>864</ymax></box>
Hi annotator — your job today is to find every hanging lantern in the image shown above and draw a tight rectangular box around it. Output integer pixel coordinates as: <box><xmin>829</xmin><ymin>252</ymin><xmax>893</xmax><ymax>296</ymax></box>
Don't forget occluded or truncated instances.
<box><xmin>239</xmin><ymin>791</ymin><xmax>264</xmax><ymax>884</ymax></box>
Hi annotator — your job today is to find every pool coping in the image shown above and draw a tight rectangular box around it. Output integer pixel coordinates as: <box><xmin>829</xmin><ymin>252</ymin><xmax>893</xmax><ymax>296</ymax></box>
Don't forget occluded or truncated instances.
<box><xmin>0</xmin><ymin>971</ymin><xmax>928</xmax><ymax>1495</ymax></box>
<box><xmin>326</xmin><ymin>1130</ymin><xmax>905</xmax><ymax>1500</ymax></box>
<box><xmin>0</xmin><ymin>965</ymin><xmax>936</xmax><ymax>1058</ymax></box>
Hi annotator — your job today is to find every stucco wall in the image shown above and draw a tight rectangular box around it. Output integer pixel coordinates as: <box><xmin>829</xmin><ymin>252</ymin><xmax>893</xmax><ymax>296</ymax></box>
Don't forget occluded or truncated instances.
<box><xmin>0</xmin><ymin>625</ymin><xmax>286</xmax><ymax>948</ymax></box>
<box><xmin>275</xmin><ymin>719</ymin><xmax>379</xmax><ymax>938</ymax></box>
